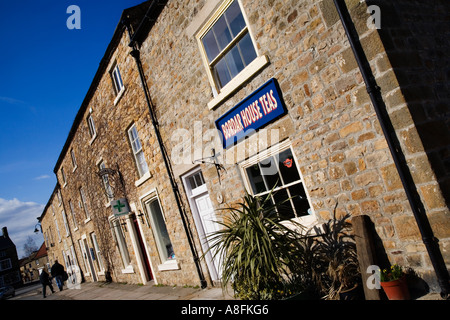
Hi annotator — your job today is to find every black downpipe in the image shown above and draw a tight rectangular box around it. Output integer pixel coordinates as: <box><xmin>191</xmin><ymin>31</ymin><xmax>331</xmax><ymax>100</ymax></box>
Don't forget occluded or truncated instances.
<box><xmin>122</xmin><ymin>20</ymin><xmax>208</xmax><ymax>289</ymax></box>
<box><xmin>333</xmin><ymin>0</ymin><xmax>449</xmax><ymax>297</ymax></box>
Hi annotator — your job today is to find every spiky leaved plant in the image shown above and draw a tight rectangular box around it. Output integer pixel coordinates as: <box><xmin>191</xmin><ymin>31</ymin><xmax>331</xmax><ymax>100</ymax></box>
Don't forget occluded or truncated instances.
<box><xmin>206</xmin><ymin>190</ymin><xmax>305</xmax><ymax>299</ymax></box>
<box><xmin>312</xmin><ymin>210</ymin><xmax>361</xmax><ymax>300</ymax></box>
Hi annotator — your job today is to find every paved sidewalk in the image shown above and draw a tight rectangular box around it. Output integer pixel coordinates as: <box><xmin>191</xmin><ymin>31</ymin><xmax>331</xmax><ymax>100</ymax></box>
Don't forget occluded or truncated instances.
<box><xmin>11</xmin><ymin>279</ymin><xmax>443</xmax><ymax>301</ymax></box>
<box><xmin>12</xmin><ymin>280</ymin><xmax>236</xmax><ymax>300</ymax></box>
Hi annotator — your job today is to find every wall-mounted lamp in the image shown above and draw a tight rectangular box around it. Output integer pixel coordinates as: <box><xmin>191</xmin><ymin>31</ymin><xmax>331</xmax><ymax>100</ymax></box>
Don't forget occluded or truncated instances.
<box><xmin>34</xmin><ymin>223</ymin><xmax>42</xmax><ymax>234</ymax></box>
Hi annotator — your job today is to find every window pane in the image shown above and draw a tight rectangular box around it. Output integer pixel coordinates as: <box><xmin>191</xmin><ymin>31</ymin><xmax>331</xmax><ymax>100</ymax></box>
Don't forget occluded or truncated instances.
<box><xmin>148</xmin><ymin>200</ymin><xmax>175</xmax><ymax>262</ymax></box>
<box><xmin>226</xmin><ymin>0</ymin><xmax>246</xmax><ymax>37</ymax></box>
<box><xmin>238</xmin><ymin>32</ymin><xmax>257</xmax><ymax>66</ymax></box>
<box><xmin>130</xmin><ymin>126</ymin><xmax>138</xmax><ymax>140</ymax></box>
<box><xmin>188</xmin><ymin>176</ymin><xmax>197</xmax><ymax>190</ymax></box>
<box><xmin>88</xmin><ymin>116</ymin><xmax>96</xmax><ymax>137</ymax></box>
<box><xmin>272</xmin><ymin>189</ymin><xmax>295</xmax><ymax>220</ymax></box>
<box><xmin>277</xmin><ymin>149</ymin><xmax>300</xmax><ymax>185</ymax></box>
<box><xmin>213</xmin><ymin>58</ymin><xmax>232</xmax><ymax>88</ymax></box>
<box><xmin>132</xmin><ymin>140</ymin><xmax>140</xmax><ymax>153</ymax></box>
<box><xmin>224</xmin><ymin>44</ymin><xmax>245</xmax><ymax>79</ymax></box>
<box><xmin>288</xmin><ymin>183</ymin><xmax>311</xmax><ymax>217</ymax></box>
<box><xmin>136</xmin><ymin>151</ymin><xmax>149</xmax><ymax>175</ymax></box>
<box><xmin>115</xmin><ymin>67</ymin><xmax>123</xmax><ymax>88</ymax></box>
<box><xmin>194</xmin><ymin>172</ymin><xmax>204</xmax><ymax>187</ymax></box>
<box><xmin>213</xmin><ymin>15</ymin><xmax>232</xmax><ymax>51</ymax></box>
<box><xmin>202</xmin><ymin>30</ymin><xmax>220</xmax><ymax>62</ymax></box>
<box><xmin>246</xmin><ymin>164</ymin><xmax>267</xmax><ymax>194</ymax></box>
<box><xmin>259</xmin><ymin>156</ymin><xmax>281</xmax><ymax>190</ymax></box>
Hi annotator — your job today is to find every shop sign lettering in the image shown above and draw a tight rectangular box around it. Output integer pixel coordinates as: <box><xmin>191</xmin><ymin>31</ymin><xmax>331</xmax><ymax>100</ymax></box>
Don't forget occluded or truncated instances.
<box><xmin>215</xmin><ymin>78</ymin><xmax>287</xmax><ymax>148</ymax></box>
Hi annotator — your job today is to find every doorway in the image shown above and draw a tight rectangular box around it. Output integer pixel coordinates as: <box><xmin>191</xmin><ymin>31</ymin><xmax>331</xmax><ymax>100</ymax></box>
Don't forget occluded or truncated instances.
<box><xmin>132</xmin><ymin>215</ymin><xmax>153</xmax><ymax>281</ymax></box>
<box><xmin>82</xmin><ymin>237</ymin><xmax>97</xmax><ymax>282</ymax></box>
<box><xmin>182</xmin><ymin>168</ymin><xmax>221</xmax><ymax>281</ymax></box>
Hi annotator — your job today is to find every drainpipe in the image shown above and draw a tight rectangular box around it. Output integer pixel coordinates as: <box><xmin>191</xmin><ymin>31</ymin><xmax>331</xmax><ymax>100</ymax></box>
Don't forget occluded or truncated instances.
<box><xmin>333</xmin><ymin>0</ymin><xmax>449</xmax><ymax>297</ymax></box>
<box><xmin>122</xmin><ymin>18</ymin><xmax>207</xmax><ymax>289</ymax></box>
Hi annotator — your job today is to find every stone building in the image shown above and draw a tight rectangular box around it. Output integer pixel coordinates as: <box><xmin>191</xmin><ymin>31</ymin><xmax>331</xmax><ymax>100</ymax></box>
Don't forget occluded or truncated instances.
<box><xmin>40</xmin><ymin>0</ymin><xmax>449</xmax><ymax>294</ymax></box>
<box><xmin>39</xmin><ymin>184</ymin><xmax>83</xmax><ymax>284</ymax></box>
<box><xmin>0</xmin><ymin>227</ymin><xmax>22</xmax><ymax>288</ymax></box>
<box><xmin>20</xmin><ymin>242</ymin><xmax>49</xmax><ymax>283</ymax></box>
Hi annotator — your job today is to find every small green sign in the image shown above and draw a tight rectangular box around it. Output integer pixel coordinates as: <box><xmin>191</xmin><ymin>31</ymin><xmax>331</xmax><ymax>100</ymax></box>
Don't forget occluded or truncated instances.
<box><xmin>111</xmin><ymin>198</ymin><xmax>130</xmax><ymax>217</ymax></box>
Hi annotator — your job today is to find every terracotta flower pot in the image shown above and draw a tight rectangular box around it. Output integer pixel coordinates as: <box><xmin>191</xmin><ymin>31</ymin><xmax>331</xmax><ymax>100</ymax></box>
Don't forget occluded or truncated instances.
<box><xmin>380</xmin><ymin>275</ymin><xmax>410</xmax><ymax>300</ymax></box>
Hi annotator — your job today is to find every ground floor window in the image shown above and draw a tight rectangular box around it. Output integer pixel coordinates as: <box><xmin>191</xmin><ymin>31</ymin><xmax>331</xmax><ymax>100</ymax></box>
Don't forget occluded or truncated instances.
<box><xmin>240</xmin><ymin>141</ymin><xmax>313</xmax><ymax>221</ymax></box>
<box><xmin>90</xmin><ymin>232</ymin><xmax>105</xmax><ymax>273</ymax></box>
<box><xmin>110</xmin><ymin>217</ymin><xmax>131</xmax><ymax>268</ymax></box>
<box><xmin>144</xmin><ymin>198</ymin><xmax>176</xmax><ymax>264</ymax></box>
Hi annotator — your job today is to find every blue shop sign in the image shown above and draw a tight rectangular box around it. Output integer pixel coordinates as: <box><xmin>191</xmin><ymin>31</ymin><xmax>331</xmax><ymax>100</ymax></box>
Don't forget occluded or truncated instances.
<box><xmin>215</xmin><ymin>78</ymin><xmax>287</xmax><ymax>149</ymax></box>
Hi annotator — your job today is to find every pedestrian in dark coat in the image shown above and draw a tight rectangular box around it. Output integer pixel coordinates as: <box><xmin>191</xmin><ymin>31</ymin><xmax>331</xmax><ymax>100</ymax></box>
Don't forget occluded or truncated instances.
<box><xmin>39</xmin><ymin>267</ymin><xmax>55</xmax><ymax>298</ymax></box>
<box><xmin>51</xmin><ymin>260</ymin><xmax>65</xmax><ymax>291</ymax></box>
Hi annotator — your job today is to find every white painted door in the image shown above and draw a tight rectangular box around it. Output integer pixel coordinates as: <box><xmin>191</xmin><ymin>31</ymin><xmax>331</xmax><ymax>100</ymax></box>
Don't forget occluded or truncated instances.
<box><xmin>183</xmin><ymin>169</ymin><xmax>221</xmax><ymax>281</ymax></box>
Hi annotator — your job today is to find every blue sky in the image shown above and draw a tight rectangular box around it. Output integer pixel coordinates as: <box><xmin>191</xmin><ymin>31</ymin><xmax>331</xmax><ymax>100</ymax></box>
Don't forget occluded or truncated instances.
<box><xmin>0</xmin><ymin>0</ymin><xmax>145</xmax><ymax>258</ymax></box>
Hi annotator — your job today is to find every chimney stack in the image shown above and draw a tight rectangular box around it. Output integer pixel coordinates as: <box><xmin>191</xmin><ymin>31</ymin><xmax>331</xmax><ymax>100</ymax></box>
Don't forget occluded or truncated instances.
<box><xmin>2</xmin><ymin>226</ymin><xmax>8</xmax><ymax>238</ymax></box>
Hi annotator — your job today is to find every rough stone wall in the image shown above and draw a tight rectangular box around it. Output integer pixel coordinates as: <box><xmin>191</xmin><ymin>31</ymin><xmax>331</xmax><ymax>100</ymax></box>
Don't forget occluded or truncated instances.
<box><xmin>41</xmin><ymin>190</ymin><xmax>60</xmax><ymax>263</ymax></box>
<box><xmin>50</xmin><ymin>26</ymin><xmax>206</xmax><ymax>287</ymax></box>
<box><xmin>137</xmin><ymin>0</ymin><xmax>448</xmax><ymax>290</ymax></box>
<box><xmin>43</xmin><ymin>0</ymin><xmax>448</xmax><ymax>291</ymax></box>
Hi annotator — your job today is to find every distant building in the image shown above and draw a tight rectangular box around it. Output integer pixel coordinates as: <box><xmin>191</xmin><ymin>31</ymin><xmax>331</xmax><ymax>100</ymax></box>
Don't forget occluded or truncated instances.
<box><xmin>0</xmin><ymin>227</ymin><xmax>22</xmax><ymax>288</ymax></box>
<box><xmin>19</xmin><ymin>242</ymin><xmax>49</xmax><ymax>283</ymax></box>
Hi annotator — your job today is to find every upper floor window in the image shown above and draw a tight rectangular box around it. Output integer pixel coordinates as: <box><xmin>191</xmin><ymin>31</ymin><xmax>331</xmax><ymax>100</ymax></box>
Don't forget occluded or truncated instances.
<box><xmin>61</xmin><ymin>210</ymin><xmax>70</xmax><ymax>236</ymax></box>
<box><xmin>61</xmin><ymin>167</ymin><xmax>67</xmax><ymax>186</ymax></box>
<box><xmin>79</xmin><ymin>187</ymin><xmax>90</xmax><ymax>221</ymax></box>
<box><xmin>69</xmin><ymin>200</ymin><xmax>78</xmax><ymax>229</ymax></box>
<box><xmin>57</xmin><ymin>190</ymin><xmax>62</xmax><ymax>206</ymax></box>
<box><xmin>127</xmin><ymin>124</ymin><xmax>149</xmax><ymax>178</ymax></box>
<box><xmin>87</xmin><ymin>114</ymin><xmax>96</xmax><ymax>139</ymax></box>
<box><xmin>70</xmin><ymin>149</ymin><xmax>77</xmax><ymax>170</ymax></box>
<box><xmin>0</xmin><ymin>259</ymin><xmax>12</xmax><ymax>271</ymax></box>
<box><xmin>110</xmin><ymin>63</ymin><xmax>124</xmax><ymax>96</ymax></box>
<box><xmin>198</xmin><ymin>0</ymin><xmax>257</xmax><ymax>92</ymax></box>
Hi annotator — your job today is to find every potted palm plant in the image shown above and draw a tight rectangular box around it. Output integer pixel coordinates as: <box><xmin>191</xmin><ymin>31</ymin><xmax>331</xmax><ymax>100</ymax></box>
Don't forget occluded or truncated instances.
<box><xmin>206</xmin><ymin>190</ymin><xmax>308</xmax><ymax>300</ymax></box>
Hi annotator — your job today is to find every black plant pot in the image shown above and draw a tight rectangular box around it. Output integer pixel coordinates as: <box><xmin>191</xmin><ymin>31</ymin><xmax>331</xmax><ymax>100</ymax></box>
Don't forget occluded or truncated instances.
<box><xmin>339</xmin><ymin>283</ymin><xmax>363</xmax><ymax>300</ymax></box>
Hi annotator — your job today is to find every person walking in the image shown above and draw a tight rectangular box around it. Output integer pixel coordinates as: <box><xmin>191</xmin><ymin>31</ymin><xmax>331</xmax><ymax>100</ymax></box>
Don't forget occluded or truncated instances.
<box><xmin>39</xmin><ymin>267</ymin><xmax>55</xmax><ymax>298</ymax></box>
<box><xmin>51</xmin><ymin>260</ymin><xmax>65</xmax><ymax>291</ymax></box>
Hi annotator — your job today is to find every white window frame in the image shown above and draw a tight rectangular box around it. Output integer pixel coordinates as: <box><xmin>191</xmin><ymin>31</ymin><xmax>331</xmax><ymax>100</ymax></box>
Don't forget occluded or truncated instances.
<box><xmin>57</xmin><ymin>190</ymin><xmax>62</xmax><ymax>206</ymax></box>
<box><xmin>111</xmin><ymin>63</ymin><xmax>124</xmax><ymax>95</ymax></box>
<box><xmin>127</xmin><ymin>124</ymin><xmax>149</xmax><ymax>179</ymax></box>
<box><xmin>71</xmin><ymin>149</ymin><xmax>77</xmax><ymax>171</ymax></box>
<box><xmin>109</xmin><ymin>216</ymin><xmax>133</xmax><ymax>272</ymax></box>
<box><xmin>69</xmin><ymin>200</ymin><xmax>78</xmax><ymax>230</ymax></box>
<box><xmin>87</xmin><ymin>114</ymin><xmax>97</xmax><ymax>144</ymax></box>
<box><xmin>142</xmin><ymin>193</ymin><xmax>178</xmax><ymax>270</ymax></box>
<box><xmin>54</xmin><ymin>218</ymin><xmax>61</xmax><ymax>242</ymax></box>
<box><xmin>239</xmin><ymin>140</ymin><xmax>316</xmax><ymax>228</ymax></box>
<box><xmin>79</xmin><ymin>187</ymin><xmax>90</xmax><ymax>222</ymax></box>
<box><xmin>61</xmin><ymin>210</ymin><xmax>70</xmax><ymax>237</ymax></box>
<box><xmin>90</xmin><ymin>232</ymin><xmax>105</xmax><ymax>274</ymax></box>
<box><xmin>61</xmin><ymin>167</ymin><xmax>67</xmax><ymax>187</ymax></box>
<box><xmin>110</xmin><ymin>63</ymin><xmax>126</xmax><ymax>105</ymax></box>
<box><xmin>195</xmin><ymin>0</ymin><xmax>269</xmax><ymax>109</ymax></box>
<box><xmin>78</xmin><ymin>239</ymin><xmax>90</xmax><ymax>277</ymax></box>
